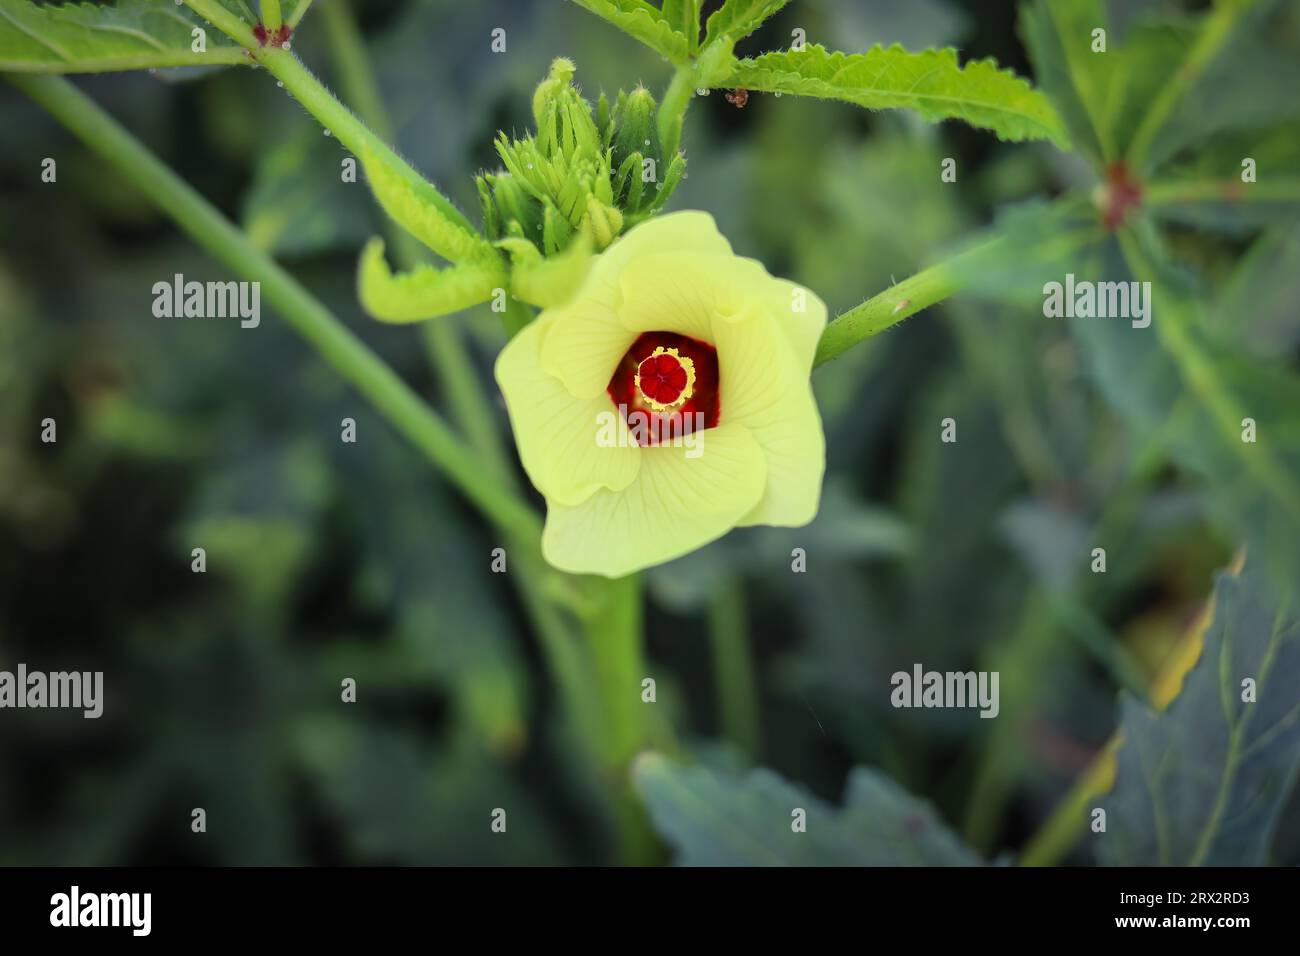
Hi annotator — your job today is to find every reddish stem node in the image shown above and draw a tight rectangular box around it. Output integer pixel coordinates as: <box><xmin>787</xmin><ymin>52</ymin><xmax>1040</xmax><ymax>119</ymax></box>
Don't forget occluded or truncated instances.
<box><xmin>252</xmin><ymin>22</ymin><xmax>293</xmax><ymax>48</ymax></box>
<box><xmin>1099</xmin><ymin>161</ymin><xmax>1143</xmax><ymax>231</ymax></box>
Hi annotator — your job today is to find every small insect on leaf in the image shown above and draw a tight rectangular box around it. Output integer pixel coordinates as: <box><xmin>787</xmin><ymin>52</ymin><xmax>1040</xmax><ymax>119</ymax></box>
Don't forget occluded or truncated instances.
<box><xmin>725</xmin><ymin>89</ymin><xmax>749</xmax><ymax>108</ymax></box>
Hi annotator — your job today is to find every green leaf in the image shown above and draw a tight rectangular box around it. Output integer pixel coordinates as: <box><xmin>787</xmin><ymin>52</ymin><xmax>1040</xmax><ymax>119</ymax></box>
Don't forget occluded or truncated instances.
<box><xmin>633</xmin><ymin>754</ymin><xmax>983</xmax><ymax>865</ymax></box>
<box><xmin>1124</xmin><ymin>0</ymin><xmax>1297</xmax><ymax>173</ymax></box>
<box><xmin>0</xmin><ymin>0</ymin><xmax>248</xmax><ymax>73</ymax></box>
<box><xmin>569</xmin><ymin>0</ymin><xmax>691</xmax><ymax>64</ymax></box>
<box><xmin>1100</xmin><ymin>558</ymin><xmax>1300</xmax><ymax>865</ymax></box>
<box><xmin>721</xmin><ymin>44</ymin><xmax>1070</xmax><ymax>146</ymax></box>
<box><xmin>702</xmin><ymin>0</ymin><xmax>789</xmax><ymax>49</ymax></box>
<box><xmin>357</xmin><ymin>145</ymin><xmax>492</xmax><ymax>264</ymax></box>
<box><xmin>357</xmin><ymin>238</ymin><xmax>504</xmax><ymax>323</ymax></box>
<box><xmin>1212</xmin><ymin>226</ymin><xmax>1300</xmax><ymax>360</ymax></box>
<box><xmin>498</xmin><ymin>234</ymin><xmax>593</xmax><ymax>309</ymax></box>
<box><xmin>1022</xmin><ymin>0</ymin><xmax>1299</xmax><ymax>171</ymax></box>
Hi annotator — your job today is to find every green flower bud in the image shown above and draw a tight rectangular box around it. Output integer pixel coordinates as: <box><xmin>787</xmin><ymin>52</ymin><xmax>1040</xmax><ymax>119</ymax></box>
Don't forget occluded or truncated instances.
<box><xmin>583</xmin><ymin>195</ymin><xmax>623</xmax><ymax>250</ymax></box>
<box><xmin>532</xmin><ymin>57</ymin><xmax>576</xmax><ymax>130</ymax></box>
<box><xmin>530</xmin><ymin>57</ymin><xmax>599</xmax><ymax>164</ymax></box>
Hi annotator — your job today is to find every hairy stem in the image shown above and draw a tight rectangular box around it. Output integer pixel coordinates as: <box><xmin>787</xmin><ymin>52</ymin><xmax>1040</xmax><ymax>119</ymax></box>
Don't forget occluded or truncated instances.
<box><xmin>185</xmin><ymin>0</ymin><xmax>477</xmax><ymax>242</ymax></box>
<box><xmin>8</xmin><ymin>73</ymin><xmax>540</xmax><ymax>546</ymax></box>
<box><xmin>181</xmin><ymin>0</ymin><xmax>256</xmax><ymax>46</ymax></box>
<box><xmin>813</xmin><ymin>245</ymin><xmax>987</xmax><ymax>368</ymax></box>
<box><xmin>317</xmin><ymin>0</ymin><xmax>510</xmax><ymax>477</ymax></box>
<box><xmin>261</xmin><ymin>0</ymin><xmax>283</xmax><ymax>34</ymax></box>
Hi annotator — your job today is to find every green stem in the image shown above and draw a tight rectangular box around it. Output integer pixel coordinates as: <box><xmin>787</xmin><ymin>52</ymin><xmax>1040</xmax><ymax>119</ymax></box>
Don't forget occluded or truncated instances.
<box><xmin>8</xmin><ymin>73</ymin><xmax>540</xmax><ymax>547</ymax></box>
<box><xmin>1144</xmin><ymin>179</ymin><xmax>1300</xmax><ymax>205</ymax></box>
<box><xmin>260</xmin><ymin>48</ymin><xmax>470</xmax><ymax>224</ymax></box>
<box><xmin>583</xmin><ymin>572</ymin><xmax>658</xmax><ymax>863</ymax></box>
<box><xmin>707</xmin><ymin>578</ymin><xmax>760</xmax><ymax>759</ymax></box>
<box><xmin>261</xmin><ymin>0</ymin><xmax>283</xmax><ymax>34</ymax></box>
<box><xmin>584</xmin><ymin>574</ymin><xmax>650</xmax><ymax>770</ymax></box>
<box><xmin>182</xmin><ymin>0</ymin><xmax>256</xmax><ymax>46</ymax></box>
<box><xmin>813</xmin><ymin>246</ymin><xmax>984</xmax><ymax>368</ymax></box>
<box><xmin>515</xmin><ymin>555</ymin><xmax>604</xmax><ymax>749</ymax></box>
<box><xmin>317</xmin><ymin>0</ymin><xmax>512</xmax><ymax>479</ymax></box>
<box><xmin>185</xmin><ymin>0</ymin><xmax>477</xmax><ymax>242</ymax></box>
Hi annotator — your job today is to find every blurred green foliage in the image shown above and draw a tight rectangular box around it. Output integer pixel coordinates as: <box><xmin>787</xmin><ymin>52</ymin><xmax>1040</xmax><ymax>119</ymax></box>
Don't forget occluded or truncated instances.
<box><xmin>1</xmin><ymin>0</ymin><xmax>1297</xmax><ymax>866</ymax></box>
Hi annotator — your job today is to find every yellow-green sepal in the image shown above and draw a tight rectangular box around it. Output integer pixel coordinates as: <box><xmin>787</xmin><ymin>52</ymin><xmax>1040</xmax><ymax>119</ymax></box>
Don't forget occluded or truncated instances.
<box><xmin>357</xmin><ymin>238</ymin><xmax>505</xmax><ymax>323</ymax></box>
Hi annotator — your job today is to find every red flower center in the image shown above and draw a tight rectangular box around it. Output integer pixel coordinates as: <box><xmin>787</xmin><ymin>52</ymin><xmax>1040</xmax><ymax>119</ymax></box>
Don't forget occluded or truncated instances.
<box><xmin>607</xmin><ymin>332</ymin><xmax>720</xmax><ymax>445</ymax></box>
